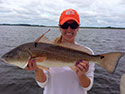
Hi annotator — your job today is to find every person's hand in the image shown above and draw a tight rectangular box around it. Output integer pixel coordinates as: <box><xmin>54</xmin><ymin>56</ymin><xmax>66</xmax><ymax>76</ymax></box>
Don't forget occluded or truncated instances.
<box><xmin>26</xmin><ymin>58</ymin><xmax>47</xmax><ymax>83</ymax></box>
<box><xmin>25</xmin><ymin>58</ymin><xmax>38</xmax><ymax>71</ymax></box>
<box><xmin>75</xmin><ymin>60</ymin><xmax>89</xmax><ymax>76</ymax></box>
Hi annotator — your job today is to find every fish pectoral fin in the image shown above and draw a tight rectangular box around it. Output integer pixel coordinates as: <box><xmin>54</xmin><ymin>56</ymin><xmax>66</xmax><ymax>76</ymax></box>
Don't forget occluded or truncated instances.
<box><xmin>37</xmin><ymin>65</ymin><xmax>49</xmax><ymax>71</ymax></box>
<box><xmin>35</xmin><ymin>56</ymin><xmax>47</xmax><ymax>62</ymax></box>
<box><xmin>35</xmin><ymin>57</ymin><xmax>49</xmax><ymax>71</ymax></box>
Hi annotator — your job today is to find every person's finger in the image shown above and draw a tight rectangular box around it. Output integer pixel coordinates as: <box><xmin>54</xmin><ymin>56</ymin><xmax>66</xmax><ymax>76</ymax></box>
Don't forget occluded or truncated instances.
<box><xmin>77</xmin><ymin>64</ymin><xmax>85</xmax><ymax>71</ymax></box>
<box><xmin>27</xmin><ymin>59</ymin><xmax>35</xmax><ymax>70</ymax></box>
<box><xmin>32</xmin><ymin>59</ymin><xmax>38</xmax><ymax>69</ymax></box>
<box><xmin>75</xmin><ymin>66</ymin><xmax>80</xmax><ymax>74</ymax></box>
<box><xmin>76</xmin><ymin>67</ymin><xmax>85</xmax><ymax>76</ymax></box>
<box><xmin>81</xmin><ymin>60</ymin><xmax>89</xmax><ymax>68</ymax></box>
<box><xmin>80</xmin><ymin>62</ymin><xmax>89</xmax><ymax>72</ymax></box>
<box><xmin>75</xmin><ymin>60</ymin><xmax>82</xmax><ymax>66</ymax></box>
<box><xmin>28</xmin><ymin>59</ymin><xmax>33</xmax><ymax>69</ymax></box>
<box><xmin>79</xmin><ymin>62</ymin><xmax>89</xmax><ymax>72</ymax></box>
<box><xmin>25</xmin><ymin>65</ymin><xmax>29</xmax><ymax>70</ymax></box>
<box><xmin>80</xmin><ymin>62</ymin><xmax>87</xmax><ymax>70</ymax></box>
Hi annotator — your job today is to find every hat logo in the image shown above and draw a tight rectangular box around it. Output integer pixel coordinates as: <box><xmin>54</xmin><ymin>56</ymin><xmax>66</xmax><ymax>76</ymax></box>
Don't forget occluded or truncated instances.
<box><xmin>65</xmin><ymin>10</ymin><xmax>75</xmax><ymax>15</ymax></box>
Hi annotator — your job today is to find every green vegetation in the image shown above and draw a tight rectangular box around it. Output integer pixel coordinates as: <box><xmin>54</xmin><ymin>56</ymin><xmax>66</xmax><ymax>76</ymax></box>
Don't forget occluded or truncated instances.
<box><xmin>0</xmin><ymin>24</ymin><xmax>46</xmax><ymax>27</ymax></box>
<box><xmin>0</xmin><ymin>24</ymin><xmax>125</xmax><ymax>29</ymax></box>
<box><xmin>80</xmin><ymin>26</ymin><xmax>125</xmax><ymax>29</ymax></box>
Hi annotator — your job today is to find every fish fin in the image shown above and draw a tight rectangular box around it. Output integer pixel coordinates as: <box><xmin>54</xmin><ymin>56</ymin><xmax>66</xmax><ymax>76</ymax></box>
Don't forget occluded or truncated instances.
<box><xmin>57</xmin><ymin>42</ymin><xmax>92</xmax><ymax>54</ymax></box>
<box><xmin>35</xmin><ymin>57</ymin><xmax>49</xmax><ymax>71</ymax></box>
<box><xmin>37</xmin><ymin>37</ymin><xmax>53</xmax><ymax>44</ymax></box>
<box><xmin>120</xmin><ymin>74</ymin><xmax>125</xmax><ymax>94</ymax></box>
<box><xmin>35</xmin><ymin>29</ymin><xmax>50</xmax><ymax>42</ymax></box>
<box><xmin>37</xmin><ymin>65</ymin><xmax>49</xmax><ymax>71</ymax></box>
<box><xmin>35</xmin><ymin>56</ymin><xmax>47</xmax><ymax>62</ymax></box>
<box><xmin>100</xmin><ymin>52</ymin><xmax>124</xmax><ymax>73</ymax></box>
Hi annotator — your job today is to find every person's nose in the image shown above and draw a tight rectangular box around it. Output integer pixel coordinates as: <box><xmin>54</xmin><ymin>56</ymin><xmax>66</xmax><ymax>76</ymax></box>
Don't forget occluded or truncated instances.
<box><xmin>67</xmin><ymin>26</ymin><xmax>72</xmax><ymax>31</ymax></box>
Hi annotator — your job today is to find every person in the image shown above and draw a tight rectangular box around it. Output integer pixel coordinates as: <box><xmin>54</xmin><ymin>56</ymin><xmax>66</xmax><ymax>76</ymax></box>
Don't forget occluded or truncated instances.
<box><xmin>25</xmin><ymin>9</ymin><xmax>95</xmax><ymax>94</ymax></box>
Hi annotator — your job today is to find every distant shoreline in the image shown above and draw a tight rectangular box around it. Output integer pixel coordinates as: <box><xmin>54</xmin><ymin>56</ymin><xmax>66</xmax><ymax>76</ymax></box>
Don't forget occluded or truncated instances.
<box><xmin>0</xmin><ymin>24</ymin><xmax>125</xmax><ymax>29</ymax></box>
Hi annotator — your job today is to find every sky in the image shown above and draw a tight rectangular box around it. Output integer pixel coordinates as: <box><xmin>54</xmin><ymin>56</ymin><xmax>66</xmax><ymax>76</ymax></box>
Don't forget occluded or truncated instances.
<box><xmin>0</xmin><ymin>0</ymin><xmax>125</xmax><ymax>27</ymax></box>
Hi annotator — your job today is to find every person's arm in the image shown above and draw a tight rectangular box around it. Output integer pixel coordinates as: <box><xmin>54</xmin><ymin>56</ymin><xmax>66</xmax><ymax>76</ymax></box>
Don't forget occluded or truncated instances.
<box><xmin>72</xmin><ymin>44</ymin><xmax>95</xmax><ymax>89</ymax></box>
<box><xmin>74</xmin><ymin>60</ymin><xmax>91</xmax><ymax>88</ymax></box>
<box><xmin>25</xmin><ymin>59</ymin><xmax>47</xmax><ymax>83</ymax></box>
<box><xmin>35</xmin><ymin>67</ymin><xmax>47</xmax><ymax>83</ymax></box>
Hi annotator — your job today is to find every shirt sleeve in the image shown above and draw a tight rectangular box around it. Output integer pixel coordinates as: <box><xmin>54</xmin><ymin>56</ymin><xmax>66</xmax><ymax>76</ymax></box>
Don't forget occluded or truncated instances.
<box><xmin>36</xmin><ymin>70</ymin><xmax>49</xmax><ymax>88</ymax></box>
<box><xmin>83</xmin><ymin>63</ymin><xmax>95</xmax><ymax>90</ymax></box>
<box><xmin>82</xmin><ymin>46</ymin><xmax>95</xmax><ymax>90</ymax></box>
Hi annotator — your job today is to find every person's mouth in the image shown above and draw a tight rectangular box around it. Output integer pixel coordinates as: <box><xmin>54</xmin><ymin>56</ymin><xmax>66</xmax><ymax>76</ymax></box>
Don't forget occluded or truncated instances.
<box><xmin>65</xmin><ymin>32</ymin><xmax>74</xmax><ymax>36</ymax></box>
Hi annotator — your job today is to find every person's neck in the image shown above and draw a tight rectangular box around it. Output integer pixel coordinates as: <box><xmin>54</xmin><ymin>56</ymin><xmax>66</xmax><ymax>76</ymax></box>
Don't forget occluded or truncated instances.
<box><xmin>61</xmin><ymin>38</ymin><xmax>75</xmax><ymax>44</ymax></box>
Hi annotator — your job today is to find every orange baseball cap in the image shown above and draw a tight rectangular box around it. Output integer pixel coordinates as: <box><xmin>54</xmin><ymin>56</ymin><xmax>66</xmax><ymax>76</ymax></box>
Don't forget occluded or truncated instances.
<box><xmin>59</xmin><ymin>9</ymin><xmax>80</xmax><ymax>25</ymax></box>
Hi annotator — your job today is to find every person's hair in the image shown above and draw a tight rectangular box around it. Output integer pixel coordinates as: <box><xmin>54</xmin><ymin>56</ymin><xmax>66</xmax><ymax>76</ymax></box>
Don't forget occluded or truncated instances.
<box><xmin>53</xmin><ymin>36</ymin><xmax>63</xmax><ymax>44</ymax></box>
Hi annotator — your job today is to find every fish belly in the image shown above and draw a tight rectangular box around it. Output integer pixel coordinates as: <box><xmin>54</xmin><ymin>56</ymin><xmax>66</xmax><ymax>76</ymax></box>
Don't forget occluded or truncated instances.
<box><xmin>36</xmin><ymin>60</ymin><xmax>75</xmax><ymax>67</ymax></box>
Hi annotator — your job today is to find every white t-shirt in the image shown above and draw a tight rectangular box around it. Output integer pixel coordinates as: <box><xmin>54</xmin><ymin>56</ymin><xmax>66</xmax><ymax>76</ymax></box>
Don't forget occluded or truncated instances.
<box><xmin>36</xmin><ymin>46</ymin><xmax>95</xmax><ymax>94</ymax></box>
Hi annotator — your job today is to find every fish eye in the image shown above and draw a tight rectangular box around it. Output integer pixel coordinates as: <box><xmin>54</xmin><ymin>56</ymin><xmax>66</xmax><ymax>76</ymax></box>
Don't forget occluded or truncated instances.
<box><xmin>5</xmin><ymin>54</ymin><xmax>9</xmax><ymax>58</ymax></box>
<box><xmin>100</xmin><ymin>56</ymin><xmax>104</xmax><ymax>59</ymax></box>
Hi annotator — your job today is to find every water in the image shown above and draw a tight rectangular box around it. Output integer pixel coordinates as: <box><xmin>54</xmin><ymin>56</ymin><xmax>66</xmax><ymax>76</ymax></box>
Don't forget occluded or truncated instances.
<box><xmin>0</xmin><ymin>26</ymin><xmax>125</xmax><ymax>94</ymax></box>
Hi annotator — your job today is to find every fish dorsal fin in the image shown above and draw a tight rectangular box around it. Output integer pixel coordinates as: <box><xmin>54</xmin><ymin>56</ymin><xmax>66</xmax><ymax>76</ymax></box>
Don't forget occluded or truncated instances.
<box><xmin>56</xmin><ymin>42</ymin><xmax>92</xmax><ymax>55</ymax></box>
<box><xmin>35</xmin><ymin>29</ymin><xmax>51</xmax><ymax>42</ymax></box>
<box><xmin>37</xmin><ymin>37</ymin><xmax>53</xmax><ymax>44</ymax></box>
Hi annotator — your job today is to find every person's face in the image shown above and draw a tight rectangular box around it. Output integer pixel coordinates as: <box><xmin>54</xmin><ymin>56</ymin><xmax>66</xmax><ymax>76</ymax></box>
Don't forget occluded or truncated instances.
<box><xmin>59</xmin><ymin>20</ymin><xmax>79</xmax><ymax>42</ymax></box>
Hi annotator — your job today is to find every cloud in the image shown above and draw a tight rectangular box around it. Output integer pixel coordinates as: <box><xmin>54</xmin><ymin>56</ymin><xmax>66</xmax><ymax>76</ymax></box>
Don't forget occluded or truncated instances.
<box><xmin>78</xmin><ymin>0</ymin><xmax>125</xmax><ymax>27</ymax></box>
<box><xmin>0</xmin><ymin>0</ymin><xmax>125</xmax><ymax>27</ymax></box>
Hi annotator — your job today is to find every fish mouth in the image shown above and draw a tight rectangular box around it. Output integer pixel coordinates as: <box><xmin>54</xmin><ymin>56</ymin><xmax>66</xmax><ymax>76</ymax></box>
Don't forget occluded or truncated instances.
<box><xmin>0</xmin><ymin>57</ymin><xmax>7</xmax><ymax>63</ymax></box>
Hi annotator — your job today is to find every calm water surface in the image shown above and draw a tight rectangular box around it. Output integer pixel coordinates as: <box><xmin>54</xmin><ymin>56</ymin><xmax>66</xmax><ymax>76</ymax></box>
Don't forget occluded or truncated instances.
<box><xmin>0</xmin><ymin>26</ymin><xmax>125</xmax><ymax>94</ymax></box>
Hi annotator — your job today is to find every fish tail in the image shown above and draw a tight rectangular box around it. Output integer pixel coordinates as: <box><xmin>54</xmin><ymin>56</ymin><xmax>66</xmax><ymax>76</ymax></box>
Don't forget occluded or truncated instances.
<box><xmin>100</xmin><ymin>52</ymin><xmax>124</xmax><ymax>73</ymax></box>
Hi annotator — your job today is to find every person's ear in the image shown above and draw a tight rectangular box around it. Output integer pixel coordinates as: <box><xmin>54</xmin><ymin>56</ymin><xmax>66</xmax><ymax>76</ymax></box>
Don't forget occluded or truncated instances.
<box><xmin>58</xmin><ymin>24</ymin><xmax>62</xmax><ymax>32</ymax></box>
<box><xmin>76</xmin><ymin>26</ymin><xmax>80</xmax><ymax>32</ymax></box>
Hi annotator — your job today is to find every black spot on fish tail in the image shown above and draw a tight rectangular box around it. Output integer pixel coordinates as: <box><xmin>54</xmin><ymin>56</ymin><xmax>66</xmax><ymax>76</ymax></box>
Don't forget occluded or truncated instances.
<box><xmin>100</xmin><ymin>56</ymin><xmax>104</xmax><ymax>59</ymax></box>
<box><xmin>34</xmin><ymin>42</ymin><xmax>37</xmax><ymax>47</ymax></box>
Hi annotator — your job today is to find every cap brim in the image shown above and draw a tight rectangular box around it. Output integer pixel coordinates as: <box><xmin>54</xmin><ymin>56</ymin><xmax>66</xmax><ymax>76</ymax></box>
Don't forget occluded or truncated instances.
<box><xmin>60</xmin><ymin>17</ymin><xmax>80</xmax><ymax>25</ymax></box>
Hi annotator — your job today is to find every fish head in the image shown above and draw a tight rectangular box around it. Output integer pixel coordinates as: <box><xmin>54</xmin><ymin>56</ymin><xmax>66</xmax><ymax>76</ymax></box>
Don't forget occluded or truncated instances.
<box><xmin>1</xmin><ymin>48</ymin><xmax>30</xmax><ymax>69</ymax></box>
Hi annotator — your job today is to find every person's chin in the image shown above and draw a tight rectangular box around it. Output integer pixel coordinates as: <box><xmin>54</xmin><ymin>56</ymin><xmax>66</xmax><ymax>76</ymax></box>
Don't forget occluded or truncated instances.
<box><xmin>65</xmin><ymin>36</ymin><xmax>74</xmax><ymax>40</ymax></box>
